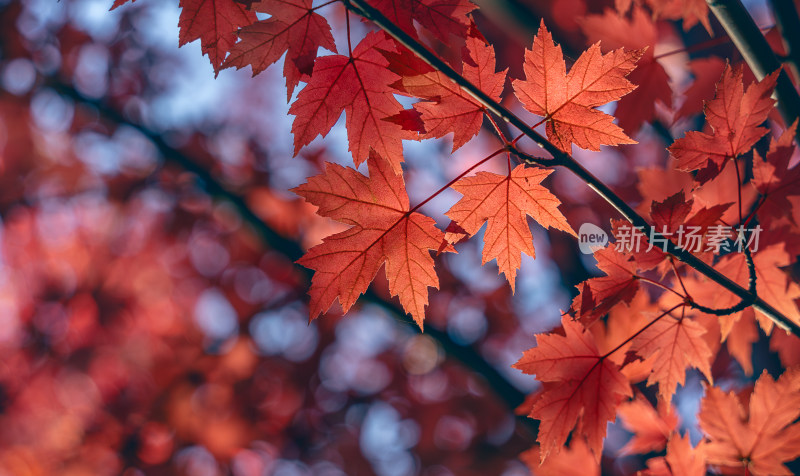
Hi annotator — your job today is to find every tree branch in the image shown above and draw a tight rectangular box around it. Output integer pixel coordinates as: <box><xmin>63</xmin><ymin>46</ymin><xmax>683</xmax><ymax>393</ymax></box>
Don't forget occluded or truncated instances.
<box><xmin>707</xmin><ymin>0</ymin><xmax>800</xmax><ymax>130</ymax></box>
<box><xmin>346</xmin><ymin>0</ymin><xmax>800</xmax><ymax>336</ymax></box>
<box><xmin>768</xmin><ymin>0</ymin><xmax>800</xmax><ymax>79</ymax></box>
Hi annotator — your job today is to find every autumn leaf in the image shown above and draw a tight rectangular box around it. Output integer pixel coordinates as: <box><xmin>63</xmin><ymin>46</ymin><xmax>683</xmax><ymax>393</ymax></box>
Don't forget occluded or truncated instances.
<box><xmin>223</xmin><ymin>0</ymin><xmax>337</xmax><ymax>99</ymax></box>
<box><xmin>178</xmin><ymin>0</ymin><xmax>257</xmax><ymax>73</ymax></box>
<box><xmin>642</xmin><ymin>433</ymin><xmax>707</xmax><ymax>476</ymax></box>
<box><xmin>520</xmin><ymin>437</ymin><xmax>599</xmax><ymax>476</ymax></box>
<box><xmin>725</xmin><ymin>309</ymin><xmax>760</xmax><ymax>375</ymax></box>
<box><xmin>291</xmin><ymin>150</ymin><xmax>444</xmax><ymax>328</ymax></box>
<box><xmin>513</xmin><ymin>20</ymin><xmax>642</xmax><ymax>152</ymax></box>
<box><xmin>651</xmin><ymin>191</ymin><xmax>693</xmax><ymax>234</ymax></box>
<box><xmin>631</xmin><ymin>309</ymin><xmax>713</xmax><ymax>404</ymax></box>
<box><xmin>514</xmin><ymin>317</ymin><xmax>632</xmax><ymax>461</ymax></box>
<box><xmin>580</xmin><ymin>6</ymin><xmax>672</xmax><ymax>134</ymax></box>
<box><xmin>617</xmin><ymin>394</ymin><xmax>679</xmax><ymax>455</ymax></box>
<box><xmin>397</xmin><ymin>37</ymin><xmax>507</xmax><ymax>151</ymax></box>
<box><xmin>570</xmin><ymin>247</ymin><xmax>640</xmax><ymax>324</ymax></box>
<box><xmin>700</xmin><ymin>369</ymin><xmax>800</xmax><ymax>476</ymax></box>
<box><xmin>674</xmin><ymin>57</ymin><xmax>726</xmax><ymax>121</ymax></box>
<box><xmin>110</xmin><ymin>0</ymin><xmax>133</xmax><ymax>9</ymax></box>
<box><xmin>289</xmin><ymin>31</ymin><xmax>414</xmax><ymax>174</ymax></box>
<box><xmin>445</xmin><ymin>164</ymin><xmax>574</xmax><ymax>290</ymax></box>
<box><xmin>669</xmin><ymin>65</ymin><xmax>778</xmax><ymax>180</ymax></box>
<box><xmin>370</xmin><ymin>0</ymin><xmax>477</xmax><ymax>42</ymax></box>
<box><xmin>647</xmin><ymin>0</ymin><xmax>711</xmax><ymax>33</ymax></box>
<box><xmin>712</xmin><ymin>245</ymin><xmax>800</xmax><ymax>334</ymax></box>
<box><xmin>752</xmin><ymin>121</ymin><xmax>800</xmax><ymax>226</ymax></box>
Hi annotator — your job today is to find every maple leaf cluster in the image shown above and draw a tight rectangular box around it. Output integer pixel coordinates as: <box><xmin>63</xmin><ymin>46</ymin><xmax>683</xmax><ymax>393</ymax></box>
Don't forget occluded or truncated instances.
<box><xmin>107</xmin><ymin>0</ymin><xmax>800</xmax><ymax>473</ymax></box>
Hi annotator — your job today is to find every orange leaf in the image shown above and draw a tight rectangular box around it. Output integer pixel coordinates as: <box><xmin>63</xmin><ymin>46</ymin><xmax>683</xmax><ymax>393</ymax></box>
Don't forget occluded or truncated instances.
<box><xmin>675</xmin><ymin>57</ymin><xmax>726</xmax><ymax>121</ymax></box>
<box><xmin>648</xmin><ymin>0</ymin><xmax>711</xmax><ymax>33</ymax></box>
<box><xmin>752</xmin><ymin>121</ymin><xmax>800</xmax><ymax>227</ymax></box>
<box><xmin>513</xmin><ymin>21</ymin><xmax>642</xmax><ymax>152</ymax></box>
<box><xmin>513</xmin><ymin>317</ymin><xmax>632</xmax><ymax>461</ymax></box>
<box><xmin>580</xmin><ymin>7</ymin><xmax>673</xmax><ymax>134</ymax></box>
<box><xmin>445</xmin><ymin>164</ymin><xmax>574</xmax><ymax>290</ymax></box>
<box><xmin>617</xmin><ymin>394</ymin><xmax>679</xmax><ymax>455</ymax></box>
<box><xmin>715</xmin><ymin>245</ymin><xmax>800</xmax><ymax>334</ymax></box>
<box><xmin>631</xmin><ymin>310</ymin><xmax>713</xmax><ymax>404</ymax></box>
<box><xmin>570</xmin><ymin>247</ymin><xmax>640</xmax><ymax>324</ymax></box>
<box><xmin>642</xmin><ymin>433</ymin><xmax>707</xmax><ymax>476</ymax></box>
<box><xmin>669</xmin><ymin>65</ymin><xmax>778</xmax><ymax>179</ymax></box>
<box><xmin>292</xmin><ymin>150</ymin><xmax>444</xmax><ymax>328</ymax></box>
<box><xmin>700</xmin><ymin>369</ymin><xmax>800</xmax><ymax>476</ymax></box>
<box><xmin>520</xmin><ymin>437</ymin><xmax>600</xmax><ymax>476</ymax></box>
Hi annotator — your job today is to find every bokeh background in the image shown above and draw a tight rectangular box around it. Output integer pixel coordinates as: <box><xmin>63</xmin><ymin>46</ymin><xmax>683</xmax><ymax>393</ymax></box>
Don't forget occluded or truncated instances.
<box><xmin>0</xmin><ymin>0</ymin><xmax>795</xmax><ymax>474</ymax></box>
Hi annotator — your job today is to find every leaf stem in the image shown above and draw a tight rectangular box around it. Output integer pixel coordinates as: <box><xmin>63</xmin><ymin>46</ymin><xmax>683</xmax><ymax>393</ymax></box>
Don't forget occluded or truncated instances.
<box><xmin>486</xmin><ymin>112</ymin><xmax>509</xmax><ymax>144</ymax></box>
<box><xmin>670</xmin><ymin>257</ymin><xmax>690</xmax><ymax>297</ymax></box>
<box><xmin>408</xmin><ymin>148</ymin><xmax>505</xmax><ymax>214</ymax></box>
<box><xmin>602</xmin><ymin>304</ymin><xmax>685</xmax><ymax>359</ymax></box>
<box><xmin>690</xmin><ymin>246</ymin><xmax>758</xmax><ymax>315</ymax></box>
<box><xmin>734</xmin><ymin>157</ymin><xmax>744</xmax><ymax>224</ymax></box>
<box><xmin>485</xmin><ymin>113</ymin><xmax>514</xmax><ymax>172</ymax></box>
<box><xmin>311</xmin><ymin>0</ymin><xmax>340</xmax><ymax>12</ymax></box>
<box><xmin>638</xmin><ymin>276</ymin><xmax>687</xmax><ymax>300</ymax></box>
<box><xmin>345</xmin><ymin>7</ymin><xmax>352</xmax><ymax>55</ymax></box>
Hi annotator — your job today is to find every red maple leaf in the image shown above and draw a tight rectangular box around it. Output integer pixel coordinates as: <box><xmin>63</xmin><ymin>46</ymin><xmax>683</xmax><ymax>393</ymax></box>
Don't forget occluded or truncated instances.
<box><xmin>370</xmin><ymin>0</ymin><xmax>477</xmax><ymax>42</ymax></box>
<box><xmin>570</xmin><ymin>247</ymin><xmax>640</xmax><ymax>324</ymax></box>
<box><xmin>674</xmin><ymin>57</ymin><xmax>726</xmax><ymax>121</ymax></box>
<box><xmin>647</xmin><ymin>0</ymin><xmax>711</xmax><ymax>33</ymax></box>
<box><xmin>291</xmin><ymin>150</ymin><xmax>444</xmax><ymax>328</ymax></box>
<box><xmin>651</xmin><ymin>191</ymin><xmax>693</xmax><ymax>233</ymax></box>
<box><xmin>513</xmin><ymin>317</ymin><xmax>632</xmax><ymax>461</ymax></box>
<box><xmin>642</xmin><ymin>433</ymin><xmax>707</xmax><ymax>476</ymax></box>
<box><xmin>683</xmin><ymin>245</ymin><xmax>800</xmax><ymax>340</ymax></box>
<box><xmin>445</xmin><ymin>164</ymin><xmax>574</xmax><ymax>290</ymax></box>
<box><xmin>223</xmin><ymin>0</ymin><xmax>337</xmax><ymax>99</ymax></box>
<box><xmin>752</xmin><ymin>122</ymin><xmax>800</xmax><ymax>226</ymax></box>
<box><xmin>669</xmin><ymin>65</ymin><xmax>778</xmax><ymax>179</ymax></box>
<box><xmin>177</xmin><ymin>0</ymin><xmax>257</xmax><ymax>74</ymax></box>
<box><xmin>700</xmin><ymin>369</ymin><xmax>800</xmax><ymax>476</ymax></box>
<box><xmin>617</xmin><ymin>394</ymin><xmax>679</xmax><ymax>455</ymax></box>
<box><xmin>631</xmin><ymin>309</ymin><xmax>713</xmax><ymax>404</ymax></box>
<box><xmin>520</xmin><ymin>437</ymin><xmax>600</xmax><ymax>476</ymax></box>
<box><xmin>110</xmin><ymin>0</ymin><xmax>133</xmax><ymax>9</ymax></box>
<box><xmin>289</xmin><ymin>32</ymin><xmax>415</xmax><ymax>174</ymax></box>
<box><xmin>513</xmin><ymin>21</ymin><xmax>642</xmax><ymax>153</ymax></box>
<box><xmin>580</xmin><ymin>6</ymin><xmax>673</xmax><ymax>134</ymax></box>
<box><xmin>724</xmin><ymin>309</ymin><xmax>760</xmax><ymax>375</ymax></box>
<box><xmin>397</xmin><ymin>37</ymin><xmax>507</xmax><ymax>151</ymax></box>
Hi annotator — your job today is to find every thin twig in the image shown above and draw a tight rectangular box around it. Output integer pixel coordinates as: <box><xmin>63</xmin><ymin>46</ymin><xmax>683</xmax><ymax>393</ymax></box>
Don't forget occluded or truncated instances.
<box><xmin>691</xmin><ymin>247</ymin><xmax>758</xmax><ymax>315</ymax></box>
